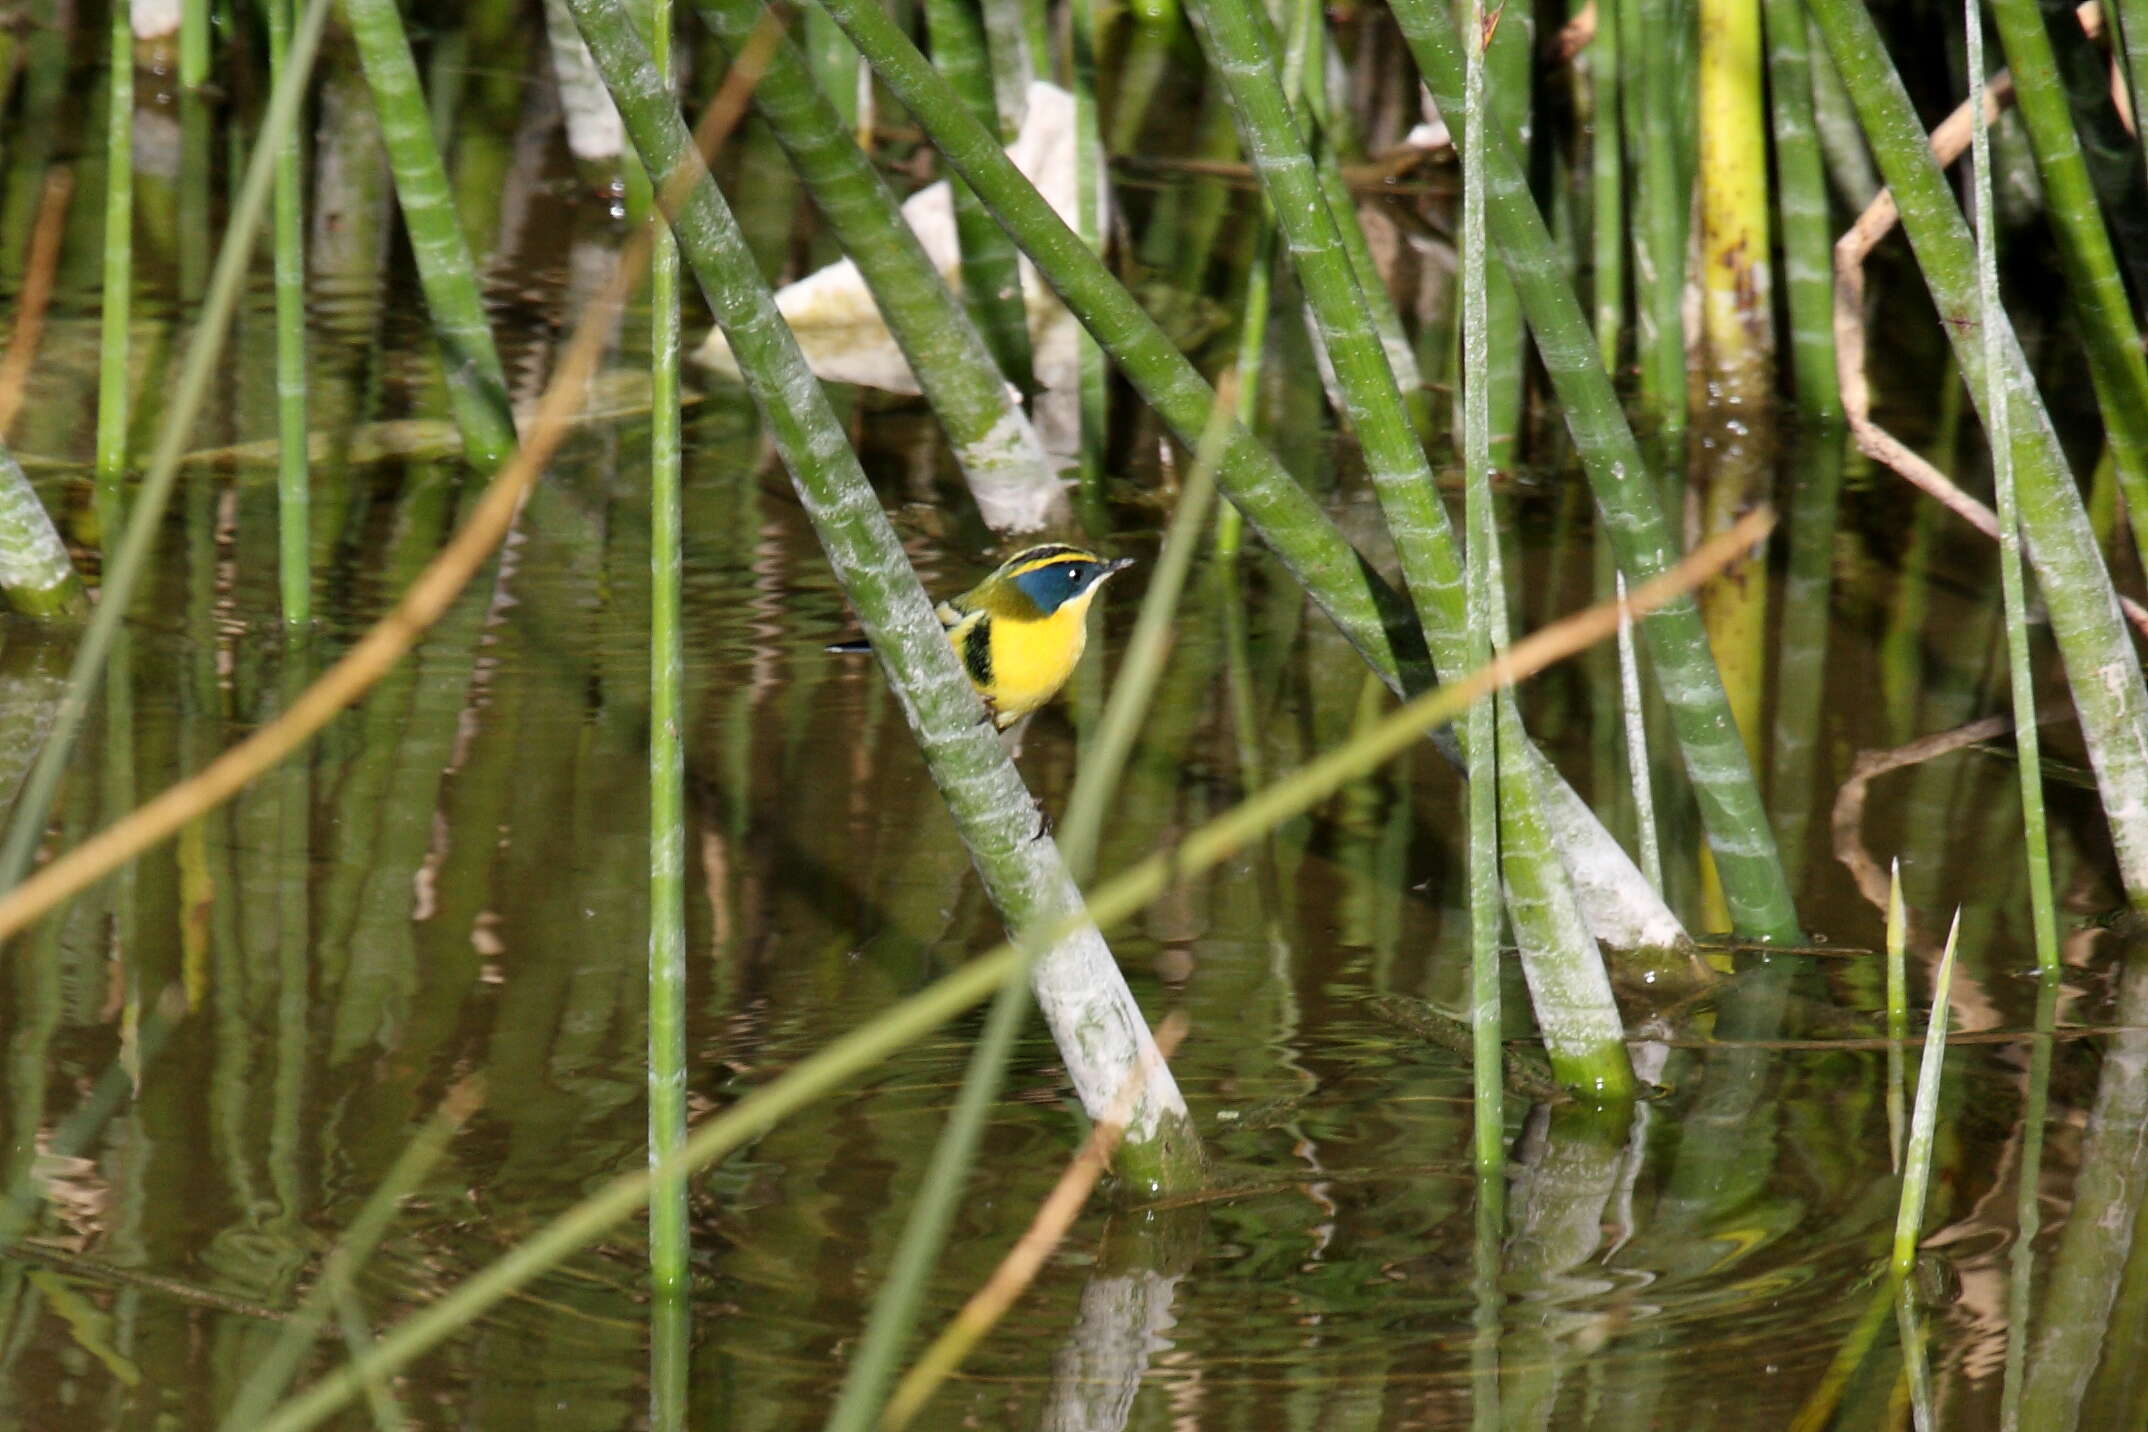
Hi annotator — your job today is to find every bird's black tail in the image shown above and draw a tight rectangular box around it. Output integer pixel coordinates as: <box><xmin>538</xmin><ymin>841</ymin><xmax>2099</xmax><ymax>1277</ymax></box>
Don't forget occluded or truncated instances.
<box><xmin>826</xmin><ymin>638</ymin><xmax>871</xmax><ymax>654</ymax></box>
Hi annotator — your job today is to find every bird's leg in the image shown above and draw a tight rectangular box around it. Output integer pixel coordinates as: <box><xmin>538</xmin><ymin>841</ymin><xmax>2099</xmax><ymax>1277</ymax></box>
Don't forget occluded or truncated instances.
<box><xmin>999</xmin><ymin>712</ymin><xmax>1034</xmax><ymax>759</ymax></box>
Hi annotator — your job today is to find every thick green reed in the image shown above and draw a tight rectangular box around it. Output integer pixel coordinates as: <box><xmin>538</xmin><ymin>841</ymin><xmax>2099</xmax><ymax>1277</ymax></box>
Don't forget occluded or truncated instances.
<box><xmin>341</xmin><ymin>0</ymin><xmax>518</xmax><ymax>472</ymax></box>
<box><xmin>1761</xmin><ymin>0</ymin><xmax>1838</xmax><ymax>418</ymax></box>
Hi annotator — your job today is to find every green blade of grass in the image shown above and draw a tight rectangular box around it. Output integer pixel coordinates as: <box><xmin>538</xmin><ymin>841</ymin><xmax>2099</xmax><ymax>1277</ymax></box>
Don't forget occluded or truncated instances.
<box><xmin>643</xmin><ymin>0</ymin><xmax>691</xmax><ymax>1426</ymax></box>
<box><xmin>1462</xmin><ymin>0</ymin><xmax>1507</xmax><ymax>1174</ymax></box>
<box><xmin>1974</xmin><ymin>0</ymin><xmax>2061</xmax><ymax>976</ymax></box>
<box><xmin>1892</xmin><ymin>908</ymin><xmax>1960</xmax><ymax>1278</ymax></box>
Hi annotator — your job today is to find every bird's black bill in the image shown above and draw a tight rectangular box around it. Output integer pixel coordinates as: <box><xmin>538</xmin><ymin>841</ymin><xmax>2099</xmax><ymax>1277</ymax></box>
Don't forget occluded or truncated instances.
<box><xmin>826</xmin><ymin>638</ymin><xmax>872</xmax><ymax>654</ymax></box>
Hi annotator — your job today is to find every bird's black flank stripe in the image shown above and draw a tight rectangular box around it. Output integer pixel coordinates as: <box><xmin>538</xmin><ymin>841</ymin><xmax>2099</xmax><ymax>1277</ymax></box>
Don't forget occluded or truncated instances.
<box><xmin>962</xmin><ymin>617</ymin><xmax>995</xmax><ymax>688</ymax></box>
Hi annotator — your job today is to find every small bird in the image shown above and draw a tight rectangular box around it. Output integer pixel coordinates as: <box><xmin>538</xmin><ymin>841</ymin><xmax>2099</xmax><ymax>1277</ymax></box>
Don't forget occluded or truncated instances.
<box><xmin>833</xmin><ymin>544</ymin><xmax>1135</xmax><ymax>730</ymax></box>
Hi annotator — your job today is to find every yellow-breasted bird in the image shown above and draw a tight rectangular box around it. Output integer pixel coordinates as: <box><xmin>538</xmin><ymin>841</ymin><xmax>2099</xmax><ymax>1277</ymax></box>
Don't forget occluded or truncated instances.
<box><xmin>832</xmin><ymin>544</ymin><xmax>1135</xmax><ymax>729</ymax></box>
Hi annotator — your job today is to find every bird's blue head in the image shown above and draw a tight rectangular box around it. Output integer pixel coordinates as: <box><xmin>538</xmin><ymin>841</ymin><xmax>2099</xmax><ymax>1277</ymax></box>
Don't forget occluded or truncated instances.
<box><xmin>998</xmin><ymin>545</ymin><xmax>1136</xmax><ymax>616</ymax></box>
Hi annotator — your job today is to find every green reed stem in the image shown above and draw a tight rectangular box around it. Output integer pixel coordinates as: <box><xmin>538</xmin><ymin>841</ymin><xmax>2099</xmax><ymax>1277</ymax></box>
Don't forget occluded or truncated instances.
<box><xmin>0</xmin><ymin>0</ymin><xmax>333</xmax><ymax>896</ymax></box>
<box><xmin>1291</xmin><ymin>4</ymin><xmax>1432</xmax><ymax>441</ymax></box>
<box><xmin>94</xmin><ymin>0</ymin><xmax>133</xmax><ymax>533</ymax></box>
<box><xmin>1108</xmin><ymin>0</ymin><xmax>1178</xmax><ymax>152</ymax></box>
<box><xmin>332</xmin><ymin>1290</ymin><xmax>407</xmax><ymax>1431</ymax></box>
<box><xmin>565</xmin><ymin>0</ymin><xmax>1203</xmax><ymax>1187</ymax></box>
<box><xmin>923</xmin><ymin>0</ymin><xmax>1034</xmax><ymax>390</ymax></box>
<box><xmin>1163</xmin><ymin>93</ymin><xmax>1241</xmax><ymax>294</ymax></box>
<box><xmin>1470</xmin><ymin>1175</ymin><xmax>1502</xmax><ymax>1432</ymax></box>
<box><xmin>2016</xmin><ymin>958</ymin><xmax>2148</xmax><ymax>1428</ymax></box>
<box><xmin>1808</xmin><ymin>0</ymin><xmax>2148</xmax><ymax>910</ymax></box>
<box><xmin>1189</xmin><ymin>0</ymin><xmax>1632</xmax><ymax>1097</ymax></box>
<box><xmin>1589</xmin><ymin>0</ymin><xmax>1624</xmax><ymax>369</ymax></box>
<box><xmin>810</xmin><ymin>0</ymin><xmax>1685</xmax><ymax>964</ymax></box>
<box><xmin>181</xmin><ymin>0</ymin><xmax>210</xmax><ymax>88</ymax></box>
<box><xmin>1202</xmin><ymin>0</ymin><xmax>1302</xmax><ymax>555</ymax></box>
<box><xmin>1761</xmin><ymin>0</ymin><xmax>1837</xmax><ymax>419</ymax></box>
<box><xmin>1181</xmin><ymin>0</ymin><xmax>1452</xmax><ymax>631</ymax></box>
<box><xmin>800</xmin><ymin>6</ymin><xmax>861</xmax><ymax>140</ymax></box>
<box><xmin>2119</xmin><ymin>3</ymin><xmax>2148</xmax><ymax>198</ymax></box>
<box><xmin>1999</xmin><ymin>972</ymin><xmax>2059</xmax><ymax>1432</ymax></box>
<box><xmin>255</xmin><ymin>531</ymin><xmax>1729</xmax><ymax>1432</ymax></box>
<box><xmin>1390</xmin><ymin>0</ymin><xmax>1801</xmax><ymax>944</ymax></box>
<box><xmin>267</xmin><ymin>0</ymin><xmax>312</xmax><ymax>625</ymax></box>
<box><xmin>1212</xmin><ymin>225</ymin><xmax>1272</xmax><ymax>559</ymax></box>
<box><xmin>1969</xmin><ymin>10</ymin><xmax>2058</xmax><ymax>977</ymax></box>
<box><xmin>1462</xmin><ymin>0</ymin><xmax>1505</xmax><ymax>1176</ymax></box>
<box><xmin>1615</xmin><ymin>573</ymin><xmax>1660</xmax><ymax>890</ymax></box>
<box><xmin>1622</xmin><ymin>0</ymin><xmax>1688</xmax><ymax>458</ymax></box>
<box><xmin>342</xmin><ymin>0</ymin><xmax>518</xmax><ymax>473</ymax></box>
<box><xmin>0</xmin><ymin>441</ymin><xmax>85</xmax><ymax>619</ymax></box>
<box><xmin>1768</xmin><ymin>423</ymin><xmax>1844</xmax><ymax>886</ymax></box>
<box><xmin>1070</xmin><ymin>0</ymin><xmax>1110</xmax><ymax>518</ymax></box>
<box><xmin>1896</xmin><ymin>1280</ymin><xmax>1935</xmax><ymax>1430</ymax></box>
<box><xmin>1892</xmin><ymin>909</ymin><xmax>1959</xmax><ymax>1279</ymax></box>
<box><xmin>217</xmin><ymin>1083</ymin><xmax>482</xmax><ymax>1430</ymax></box>
<box><xmin>1886</xmin><ymin>857</ymin><xmax>1906</xmax><ymax>1165</ymax></box>
<box><xmin>1806</xmin><ymin>19</ymin><xmax>1876</xmax><ymax>208</ymax></box>
<box><xmin>1987</xmin><ymin>0</ymin><xmax>2148</xmax><ymax>566</ymax></box>
<box><xmin>979</xmin><ymin>0</ymin><xmax>1033</xmax><ymax>119</ymax></box>
<box><xmin>1480</xmin><ymin>0</ymin><xmax>1529</xmax><ymax>465</ymax></box>
<box><xmin>644</xmin><ymin>2</ymin><xmax>690</xmax><ymax>1426</ymax></box>
<box><xmin>691</xmin><ymin>0</ymin><xmax>1061</xmax><ymax>532</ymax></box>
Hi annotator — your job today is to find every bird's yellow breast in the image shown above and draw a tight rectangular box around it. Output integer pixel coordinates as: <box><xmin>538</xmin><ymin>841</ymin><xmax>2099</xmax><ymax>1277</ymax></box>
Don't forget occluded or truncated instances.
<box><xmin>978</xmin><ymin>601</ymin><xmax>1089</xmax><ymax>724</ymax></box>
<box><xmin>943</xmin><ymin>587</ymin><xmax>1105</xmax><ymax>728</ymax></box>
